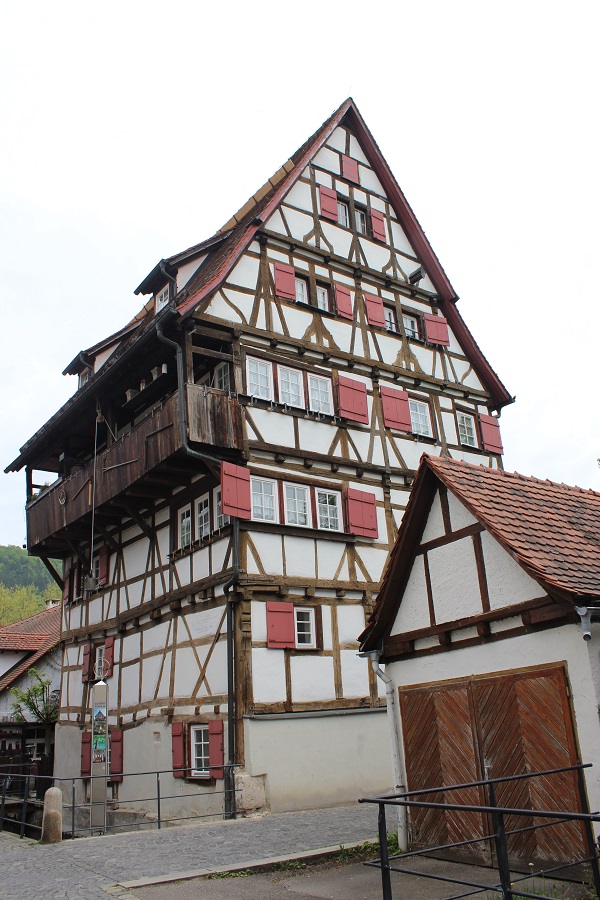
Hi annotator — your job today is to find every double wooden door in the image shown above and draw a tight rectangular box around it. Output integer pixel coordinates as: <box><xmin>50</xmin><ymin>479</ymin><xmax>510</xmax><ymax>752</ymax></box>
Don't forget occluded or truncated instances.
<box><xmin>399</xmin><ymin>666</ymin><xmax>587</xmax><ymax>864</ymax></box>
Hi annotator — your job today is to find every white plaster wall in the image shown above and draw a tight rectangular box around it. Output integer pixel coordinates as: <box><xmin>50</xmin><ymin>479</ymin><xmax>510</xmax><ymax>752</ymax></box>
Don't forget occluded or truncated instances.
<box><xmin>0</xmin><ymin>651</ymin><xmax>25</xmax><ymax>678</ymax></box>
<box><xmin>284</xmin><ymin>180</ymin><xmax>313</xmax><ymax>210</ymax></box>
<box><xmin>142</xmin><ymin>621</ymin><xmax>170</xmax><ymax>653</ymax></box>
<box><xmin>229</xmin><ymin>255</ymin><xmax>259</xmax><ymax>291</ymax></box>
<box><xmin>184</xmin><ymin>606</ymin><xmax>224</xmax><ymax>641</ymax></box>
<box><xmin>291</xmin><ymin>655</ymin><xmax>335</xmax><ymax>703</ymax></box>
<box><xmin>337</xmin><ymin>605</ymin><xmax>366</xmax><ymax>644</ymax></box>
<box><xmin>252</xmin><ymin>648</ymin><xmax>286</xmax><ymax>703</ymax></box>
<box><xmin>340</xmin><ymin>650</ymin><xmax>369</xmax><ymax>697</ymax></box>
<box><xmin>244</xmin><ymin>708</ymin><xmax>390</xmax><ymax>811</ymax></box>
<box><xmin>321</xmin><ymin>606</ymin><xmax>333</xmax><ymax>651</ymax></box>
<box><xmin>247</xmin><ymin>531</ymin><xmax>283</xmax><ymax>576</ymax></box>
<box><xmin>447</xmin><ymin>490</ymin><xmax>478</xmax><ymax>531</ymax></box>
<box><xmin>204</xmin><ymin>640</ymin><xmax>228</xmax><ymax>695</ymax></box>
<box><xmin>284</xmin><ymin>536</ymin><xmax>316</xmax><ymax>578</ymax></box>
<box><xmin>428</xmin><ymin>537</ymin><xmax>481</xmax><ymax>622</ymax></box>
<box><xmin>420</xmin><ymin>493</ymin><xmax>445</xmax><ymax>543</ymax></box>
<box><xmin>481</xmin><ymin>530</ymin><xmax>543</xmax><ymax>609</ymax></box>
<box><xmin>121</xmin><ymin>662</ymin><xmax>140</xmax><ymax>708</ymax></box>
<box><xmin>176</xmin><ymin>256</ymin><xmax>206</xmax><ymax>291</ymax></box>
<box><xmin>391</xmin><ymin>556</ymin><xmax>429</xmax><ymax>634</ymax></box>
<box><xmin>123</xmin><ymin>540</ymin><xmax>149</xmax><ymax>581</ymax></box>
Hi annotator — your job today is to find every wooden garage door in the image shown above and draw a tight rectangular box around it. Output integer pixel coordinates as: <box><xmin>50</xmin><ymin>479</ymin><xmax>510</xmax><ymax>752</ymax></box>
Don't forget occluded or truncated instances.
<box><xmin>400</xmin><ymin>667</ymin><xmax>587</xmax><ymax>864</ymax></box>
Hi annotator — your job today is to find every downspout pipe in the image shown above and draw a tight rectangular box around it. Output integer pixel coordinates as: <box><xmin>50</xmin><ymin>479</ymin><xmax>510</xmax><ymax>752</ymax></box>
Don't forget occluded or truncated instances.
<box><xmin>366</xmin><ymin>650</ymin><xmax>408</xmax><ymax>851</ymax></box>
<box><xmin>222</xmin><ymin>517</ymin><xmax>240</xmax><ymax>819</ymax></box>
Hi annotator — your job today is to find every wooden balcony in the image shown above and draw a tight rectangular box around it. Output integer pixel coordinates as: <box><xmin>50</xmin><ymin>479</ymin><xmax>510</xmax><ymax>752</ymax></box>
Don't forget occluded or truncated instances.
<box><xmin>26</xmin><ymin>387</ymin><xmax>243</xmax><ymax>555</ymax></box>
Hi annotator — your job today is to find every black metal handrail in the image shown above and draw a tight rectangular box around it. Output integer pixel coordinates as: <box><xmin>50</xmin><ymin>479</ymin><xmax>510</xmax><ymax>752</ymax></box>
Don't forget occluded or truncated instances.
<box><xmin>360</xmin><ymin>762</ymin><xmax>600</xmax><ymax>900</ymax></box>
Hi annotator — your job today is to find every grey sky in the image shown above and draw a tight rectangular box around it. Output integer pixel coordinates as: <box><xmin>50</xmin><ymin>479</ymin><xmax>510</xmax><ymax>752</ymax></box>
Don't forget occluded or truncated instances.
<box><xmin>1</xmin><ymin>0</ymin><xmax>598</xmax><ymax>546</ymax></box>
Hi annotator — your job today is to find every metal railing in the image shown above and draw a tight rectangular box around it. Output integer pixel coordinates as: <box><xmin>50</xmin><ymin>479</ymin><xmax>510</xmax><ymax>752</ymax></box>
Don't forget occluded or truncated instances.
<box><xmin>361</xmin><ymin>763</ymin><xmax>600</xmax><ymax>900</ymax></box>
<box><xmin>0</xmin><ymin>764</ymin><xmax>240</xmax><ymax>838</ymax></box>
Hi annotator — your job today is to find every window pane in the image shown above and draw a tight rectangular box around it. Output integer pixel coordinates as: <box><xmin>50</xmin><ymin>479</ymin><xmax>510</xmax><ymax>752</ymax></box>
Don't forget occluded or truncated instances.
<box><xmin>295</xmin><ymin>278</ymin><xmax>308</xmax><ymax>303</ymax></box>
<box><xmin>197</xmin><ymin>495</ymin><xmax>210</xmax><ymax>538</ymax></box>
<box><xmin>294</xmin><ymin>608</ymin><xmax>314</xmax><ymax>646</ymax></box>
<box><xmin>285</xmin><ymin>485</ymin><xmax>309</xmax><ymax>526</ymax></box>
<box><xmin>248</xmin><ymin>359</ymin><xmax>272</xmax><ymax>399</ymax></box>
<box><xmin>252</xmin><ymin>479</ymin><xmax>276</xmax><ymax>521</ymax></box>
<box><xmin>384</xmin><ymin>308</ymin><xmax>397</xmax><ymax>332</ymax></box>
<box><xmin>409</xmin><ymin>399</ymin><xmax>432</xmax><ymax>437</ymax></box>
<box><xmin>179</xmin><ymin>508</ymin><xmax>191</xmax><ymax>548</ymax></box>
<box><xmin>279</xmin><ymin>367</ymin><xmax>303</xmax><ymax>407</ymax></box>
<box><xmin>316</xmin><ymin>286</ymin><xmax>329</xmax><ymax>311</ymax></box>
<box><xmin>458</xmin><ymin>413</ymin><xmax>477</xmax><ymax>447</ymax></box>
<box><xmin>308</xmin><ymin>375</ymin><xmax>332</xmax><ymax>414</ymax></box>
<box><xmin>215</xmin><ymin>487</ymin><xmax>230</xmax><ymax>529</ymax></box>
<box><xmin>337</xmin><ymin>201</ymin><xmax>349</xmax><ymax>228</ymax></box>
<box><xmin>403</xmin><ymin>315</ymin><xmax>419</xmax><ymax>339</ymax></box>
<box><xmin>355</xmin><ymin>209</ymin><xmax>367</xmax><ymax>234</ymax></box>
<box><xmin>214</xmin><ymin>363</ymin><xmax>230</xmax><ymax>391</ymax></box>
<box><xmin>192</xmin><ymin>726</ymin><xmax>209</xmax><ymax>775</ymax></box>
<box><xmin>317</xmin><ymin>491</ymin><xmax>340</xmax><ymax>530</ymax></box>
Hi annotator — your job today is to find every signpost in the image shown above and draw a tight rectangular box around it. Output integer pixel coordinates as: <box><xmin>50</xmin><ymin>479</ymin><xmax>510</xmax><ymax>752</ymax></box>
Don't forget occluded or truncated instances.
<box><xmin>90</xmin><ymin>657</ymin><xmax>109</xmax><ymax>832</ymax></box>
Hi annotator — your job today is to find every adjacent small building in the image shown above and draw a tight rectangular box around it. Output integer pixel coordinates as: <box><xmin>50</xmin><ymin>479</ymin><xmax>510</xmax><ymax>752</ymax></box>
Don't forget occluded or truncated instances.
<box><xmin>359</xmin><ymin>454</ymin><xmax>600</xmax><ymax>865</ymax></box>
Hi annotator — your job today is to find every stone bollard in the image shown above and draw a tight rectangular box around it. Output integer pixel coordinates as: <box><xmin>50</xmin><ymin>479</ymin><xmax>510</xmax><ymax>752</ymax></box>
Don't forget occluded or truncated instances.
<box><xmin>41</xmin><ymin>787</ymin><xmax>63</xmax><ymax>844</ymax></box>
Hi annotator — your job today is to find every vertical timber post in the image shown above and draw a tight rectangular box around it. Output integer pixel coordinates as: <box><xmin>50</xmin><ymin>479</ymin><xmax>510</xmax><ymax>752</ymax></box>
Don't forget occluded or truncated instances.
<box><xmin>378</xmin><ymin>801</ymin><xmax>392</xmax><ymax>900</ymax></box>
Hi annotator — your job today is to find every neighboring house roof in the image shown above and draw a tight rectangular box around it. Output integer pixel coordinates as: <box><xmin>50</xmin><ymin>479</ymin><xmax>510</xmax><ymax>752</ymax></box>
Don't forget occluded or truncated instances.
<box><xmin>360</xmin><ymin>455</ymin><xmax>600</xmax><ymax>651</ymax></box>
<box><xmin>0</xmin><ymin>605</ymin><xmax>61</xmax><ymax>694</ymax></box>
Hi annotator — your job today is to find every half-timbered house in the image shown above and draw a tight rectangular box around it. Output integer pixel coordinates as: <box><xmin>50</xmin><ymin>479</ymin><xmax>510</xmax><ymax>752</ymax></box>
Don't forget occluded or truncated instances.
<box><xmin>359</xmin><ymin>454</ymin><xmax>600</xmax><ymax>864</ymax></box>
<box><xmin>6</xmin><ymin>99</ymin><xmax>512</xmax><ymax>816</ymax></box>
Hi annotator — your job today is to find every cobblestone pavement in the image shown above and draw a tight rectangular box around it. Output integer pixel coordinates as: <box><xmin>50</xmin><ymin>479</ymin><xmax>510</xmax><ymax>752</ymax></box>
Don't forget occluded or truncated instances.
<box><xmin>0</xmin><ymin>804</ymin><xmax>378</xmax><ymax>899</ymax></box>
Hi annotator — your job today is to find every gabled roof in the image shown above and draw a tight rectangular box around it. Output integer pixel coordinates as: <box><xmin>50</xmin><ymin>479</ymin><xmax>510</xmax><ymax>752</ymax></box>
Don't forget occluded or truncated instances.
<box><xmin>0</xmin><ymin>605</ymin><xmax>61</xmax><ymax>694</ymax></box>
<box><xmin>360</xmin><ymin>456</ymin><xmax>600</xmax><ymax>651</ymax></box>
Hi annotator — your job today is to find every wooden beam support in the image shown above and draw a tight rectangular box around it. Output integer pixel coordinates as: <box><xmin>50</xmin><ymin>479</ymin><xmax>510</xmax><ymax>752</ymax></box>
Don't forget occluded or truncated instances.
<box><xmin>121</xmin><ymin>504</ymin><xmax>153</xmax><ymax>540</ymax></box>
<box><xmin>40</xmin><ymin>556</ymin><xmax>64</xmax><ymax>591</ymax></box>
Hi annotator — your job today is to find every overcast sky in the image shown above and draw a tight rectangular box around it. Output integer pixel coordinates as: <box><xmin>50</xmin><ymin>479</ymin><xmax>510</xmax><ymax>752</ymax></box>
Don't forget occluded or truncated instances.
<box><xmin>1</xmin><ymin>1</ymin><xmax>598</xmax><ymax>547</ymax></box>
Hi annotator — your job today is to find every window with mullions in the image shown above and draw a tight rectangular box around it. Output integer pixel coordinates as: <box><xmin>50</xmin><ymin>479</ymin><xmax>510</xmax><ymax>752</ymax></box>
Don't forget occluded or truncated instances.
<box><xmin>214</xmin><ymin>487</ymin><xmax>230</xmax><ymax>530</ymax></box>
<box><xmin>316</xmin><ymin>490</ymin><xmax>341</xmax><ymax>531</ymax></box>
<box><xmin>384</xmin><ymin>307</ymin><xmax>398</xmax><ymax>332</ymax></box>
<box><xmin>316</xmin><ymin>284</ymin><xmax>330</xmax><ymax>312</ymax></box>
<box><xmin>285</xmin><ymin>484</ymin><xmax>309</xmax><ymax>527</ymax></box>
<box><xmin>457</xmin><ymin>412</ymin><xmax>478</xmax><ymax>447</ymax></box>
<box><xmin>294</xmin><ymin>607</ymin><xmax>317</xmax><ymax>649</ymax></box>
<box><xmin>295</xmin><ymin>277</ymin><xmax>309</xmax><ymax>304</ymax></box>
<box><xmin>190</xmin><ymin>724</ymin><xmax>209</xmax><ymax>777</ymax></box>
<box><xmin>179</xmin><ymin>506</ymin><xmax>192</xmax><ymax>549</ymax></box>
<box><xmin>337</xmin><ymin>199</ymin><xmax>350</xmax><ymax>228</ymax></box>
<box><xmin>155</xmin><ymin>285</ymin><xmax>170</xmax><ymax>314</ymax></box>
<box><xmin>278</xmin><ymin>366</ymin><xmax>304</xmax><ymax>407</ymax></box>
<box><xmin>402</xmin><ymin>314</ymin><xmax>420</xmax><ymax>340</ymax></box>
<box><xmin>196</xmin><ymin>493</ymin><xmax>210</xmax><ymax>539</ymax></box>
<box><xmin>409</xmin><ymin>399</ymin><xmax>433</xmax><ymax>438</ymax></box>
<box><xmin>247</xmin><ymin>358</ymin><xmax>273</xmax><ymax>400</ymax></box>
<box><xmin>214</xmin><ymin>362</ymin><xmax>230</xmax><ymax>391</ymax></box>
<box><xmin>251</xmin><ymin>478</ymin><xmax>277</xmax><ymax>522</ymax></box>
<box><xmin>308</xmin><ymin>374</ymin><xmax>333</xmax><ymax>415</ymax></box>
<box><xmin>355</xmin><ymin>207</ymin><xmax>368</xmax><ymax>235</ymax></box>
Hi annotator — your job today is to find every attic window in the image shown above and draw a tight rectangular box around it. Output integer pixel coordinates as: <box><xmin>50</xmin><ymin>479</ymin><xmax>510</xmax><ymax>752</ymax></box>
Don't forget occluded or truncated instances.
<box><xmin>155</xmin><ymin>285</ymin><xmax>170</xmax><ymax>313</ymax></box>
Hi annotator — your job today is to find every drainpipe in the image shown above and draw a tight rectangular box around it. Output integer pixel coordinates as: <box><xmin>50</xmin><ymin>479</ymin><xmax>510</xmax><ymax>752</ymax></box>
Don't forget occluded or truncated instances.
<box><xmin>222</xmin><ymin>517</ymin><xmax>240</xmax><ymax>819</ymax></box>
<box><xmin>367</xmin><ymin>650</ymin><xmax>408</xmax><ymax>851</ymax></box>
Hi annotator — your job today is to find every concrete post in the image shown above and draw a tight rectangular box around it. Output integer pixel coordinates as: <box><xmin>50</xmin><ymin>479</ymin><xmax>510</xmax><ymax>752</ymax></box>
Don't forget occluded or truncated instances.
<box><xmin>41</xmin><ymin>787</ymin><xmax>62</xmax><ymax>843</ymax></box>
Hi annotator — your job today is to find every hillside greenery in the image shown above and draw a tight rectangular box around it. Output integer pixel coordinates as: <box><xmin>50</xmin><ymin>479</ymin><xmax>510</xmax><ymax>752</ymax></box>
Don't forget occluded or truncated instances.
<box><xmin>0</xmin><ymin>546</ymin><xmax>60</xmax><ymax>626</ymax></box>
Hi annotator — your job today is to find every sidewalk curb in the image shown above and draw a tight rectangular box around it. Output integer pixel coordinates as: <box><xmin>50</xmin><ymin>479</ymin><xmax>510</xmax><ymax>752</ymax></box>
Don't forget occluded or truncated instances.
<box><xmin>116</xmin><ymin>839</ymin><xmax>372</xmax><ymax>890</ymax></box>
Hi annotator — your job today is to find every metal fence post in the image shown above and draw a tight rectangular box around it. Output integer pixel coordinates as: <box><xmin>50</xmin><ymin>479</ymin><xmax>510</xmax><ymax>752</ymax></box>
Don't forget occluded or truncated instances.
<box><xmin>575</xmin><ymin>765</ymin><xmax>600</xmax><ymax>899</ymax></box>
<box><xmin>0</xmin><ymin>776</ymin><xmax>7</xmax><ymax>831</ymax></box>
<box><xmin>71</xmin><ymin>779</ymin><xmax>75</xmax><ymax>838</ymax></box>
<box><xmin>378</xmin><ymin>801</ymin><xmax>393</xmax><ymax>900</ymax></box>
<box><xmin>156</xmin><ymin>772</ymin><xmax>161</xmax><ymax>831</ymax></box>
<box><xmin>489</xmin><ymin>781</ymin><xmax>512</xmax><ymax>900</ymax></box>
<box><xmin>19</xmin><ymin>776</ymin><xmax>30</xmax><ymax>839</ymax></box>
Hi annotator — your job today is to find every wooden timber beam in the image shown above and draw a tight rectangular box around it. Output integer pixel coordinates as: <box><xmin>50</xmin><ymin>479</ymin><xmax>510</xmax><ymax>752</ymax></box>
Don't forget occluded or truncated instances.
<box><xmin>40</xmin><ymin>556</ymin><xmax>64</xmax><ymax>591</ymax></box>
<box><xmin>121</xmin><ymin>503</ymin><xmax>153</xmax><ymax>540</ymax></box>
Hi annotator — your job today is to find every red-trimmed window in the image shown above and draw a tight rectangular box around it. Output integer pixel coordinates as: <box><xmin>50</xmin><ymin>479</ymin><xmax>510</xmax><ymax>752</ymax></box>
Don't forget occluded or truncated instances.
<box><xmin>370</xmin><ymin>209</ymin><xmax>386</xmax><ymax>242</ymax></box>
<box><xmin>97</xmin><ymin>546</ymin><xmax>110</xmax><ymax>588</ymax></box>
<box><xmin>335</xmin><ymin>285</ymin><xmax>353</xmax><ymax>320</ymax></box>
<box><xmin>424</xmin><ymin>313</ymin><xmax>450</xmax><ymax>346</ymax></box>
<box><xmin>221</xmin><ymin>462</ymin><xmax>251</xmax><ymax>519</ymax></box>
<box><xmin>81</xmin><ymin>732</ymin><xmax>92</xmax><ymax>778</ymax></box>
<box><xmin>380</xmin><ymin>386</ymin><xmax>412</xmax><ymax>432</ymax></box>
<box><xmin>109</xmin><ymin>729</ymin><xmax>123</xmax><ymax>782</ymax></box>
<box><xmin>337</xmin><ymin>375</ymin><xmax>369</xmax><ymax>424</ymax></box>
<box><xmin>341</xmin><ymin>155</ymin><xmax>359</xmax><ymax>183</ymax></box>
<box><xmin>479</xmin><ymin>414</ymin><xmax>503</xmax><ymax>454</ymax></box>
<box><xmin>457</xmin><ymin>411</ymin><xmax>478</xmax><ymax>448</ymax></box>
<box><xmin>172</xmin><ymin>722</ymin><xmax>186</xmax><ymax>778</ymax></box>
<box><xmin>266</xmin><ymin>602</ymin><xmax>317</xmax><ymax>650</ymax></box>
<box><xmin>104</xmin><ymin>636</ymin><xmax>115</xmax><ymax>678</ymax></box>
<box><xmin>274</xmin><ymin>262</ymin><xmax>296</xmax><ymax>300</ymax></box>
<box><xmin>62</xmin><ymin>568</ymin><xmax>71</xmax><ymax>605</ymax></box>
<box><xmin>319</xmin><ymin>185</ymin><xmax>338</xmax><ymax>222</ymax></box>
<box><xmin>364</xmin><ymin>293</ymin><xmax>386</xmax><ymax>328</ymax></box>
<box><xmin>208</xmin><ymin>721</ymin><xmax>224</xmax><ymax>779</ymax></box>
<box><xmin>82</xmin><ymin>643</ymin><xmax>92</xmax><ymax>683</ymax></box>
<box><xmin>347</xmin><ymin>488</ymin><xmax>378</xmax><ymax>538</ymax></box>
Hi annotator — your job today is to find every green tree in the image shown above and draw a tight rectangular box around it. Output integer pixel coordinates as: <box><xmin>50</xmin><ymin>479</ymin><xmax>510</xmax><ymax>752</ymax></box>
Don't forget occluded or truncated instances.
<box><xmin>0</xmin><ymin>545</ymin><xmax>57</xmax><ymax>593</ymax></box>
<box><xmin>11</xmin><ymin>668</ymin><xmax>58</xmax><ymax>755</ymax></box>
<box><xmin>0</xmin><ymin>584</ymin><xmax>51</xmax><ymax>627</ymax></box>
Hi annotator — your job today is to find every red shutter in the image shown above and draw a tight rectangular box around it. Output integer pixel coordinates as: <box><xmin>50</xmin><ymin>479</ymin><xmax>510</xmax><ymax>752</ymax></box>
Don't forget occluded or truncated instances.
<box><xmin>334</xmin><ymin>285</ymin><xmax>353</xmax><ymax>320</ymax></box>
<box><xmin>75</xmin><ymin>562</ymin><xmax>83</xmax><ymax>599</ymax></box>
<box><xmin>81</xmin><ymin>732</ymin><xmax>92</xmax><ymax>778</ymax></box>
<box><xmin>337</xmin><ymin>375</ymin><xmax>369</xmax><ymax>425</ymax></box>
<box><xmin>221</xmin><ymin>461</ymin><xmax>251</xmax><ymax>519</ymax></box>
<box><xmin>62</xmin><ymin>569</ymin><xmax>71</xmax><ymax>604</ymax></box>
<box><xmin>104</xmin><ymin>636</ymin><xmax>115</xmax><ymax>678</ymax></box>
<box><xmin>82</xmin><ymin>643</ymin><xmax>92</xmax><ymax>683</ymax></box>
<box><xmin>274</xmin><ymin>262</ymin><xmax>296</xmax><ymax>301</ymax></box>
<box><xmin>172</xmin><ymin>722</ymin><xmax>186</xmax><ymax>777</ymax></box>
<box><xmin>319</xmin><ymin>185</ymin><xmax>338</xmax><ymax>221</ymax></box>
<box><xmin>364</xmin><ymin>293</ymin><xmax>386</xmax><ymax>328</ymax></box>
<box><xmin>97</xmin><ymin>546</ymin><xmax>110</xmax><ymax>587</ymax></box>
<box><xmin>341</xmin><ymin>155</ymin><xmax>359</xmax><ymax>183</ymax></box>
<box><xmin>109</xmin><ymin>729</ymin><xmax>123</xmax><ymax>782</ymax></box>
<box><xmin>424</xmin><ymin>313</ymin><xmax>450</xmax><ymax>346</ymax></box>
<box><xmin>479</xmin><ymin>414</ymin><xmax>504</xmax><ymax>454</ymax></box>
<box><xmin>208</xmin><ymin>720</ymin><xmax>224</xmax><ymax>779</ymax></box>
<box><xmin>266</xmin><ymin>601</ymin><xmax>295</xmax><ymax>648</ymax></box>
<box><xmin>347</xmin><ymin>488</ymin><xmax>379</xmax><ymax>539</ymax></box>
<box><xmin>380</xmin><ymin>386</ymin><xmax>412</xmax><ymax>431</ymax></box>
<box><xmin>370</xmin><ymin>208</ymin><xmax>386</xmax><ymax>242</ymax></box>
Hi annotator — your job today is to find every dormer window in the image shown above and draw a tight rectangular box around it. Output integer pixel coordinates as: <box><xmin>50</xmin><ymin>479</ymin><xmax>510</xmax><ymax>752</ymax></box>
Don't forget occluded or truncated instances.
<box><xmin>155</xmin><ymin>285</ymin><xmax>170</xmax><ymax>314</ymax></box>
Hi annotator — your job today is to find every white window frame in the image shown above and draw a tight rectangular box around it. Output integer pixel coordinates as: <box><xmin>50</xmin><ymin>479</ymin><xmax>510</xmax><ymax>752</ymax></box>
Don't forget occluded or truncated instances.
<box><xmin>308</xmin><ymin>374</ymin><xmax>333</xmax><ymax>415</ymax></box>
<box><xmin>337</xmin><ymin>199</ymin><xmax>350</xmax><ymax>228</ymax></box>
<box><xmin>355</xmin><ymin>208</ymin><xmax>367</xmax><ymax>235</ymax></box>
<box><xmin>246</xmin><ymin>357</ymin><xmax>273</xmax><ymax>401</ymax></box>
<box><xmin>214</xmin><ymin>361</ymin><xmax>230</xmax><ymax>391</ymax></box>
<box><xmin>402</xmin><ymin>313</ymin><xmax>420</xmax><ymax>340</ymax></box>
<box><xmin>155</xmin><ymin>285</ymin><xmax>170</xmax><ymax>314</ymax></box>
<box><xmin>284</xmin><ymin>483</ymin><xmax>310</xmax><ymax>528</ymax></box>
<box><xmin>79</xmin><ymin>369</ymin><xmax>90</xmax><ymax>389</ymax></box>
<box><xmin>316</xmin><ymin>284</ymin><xmax>330</xmax><ymax>312</ymax></box>
<box><xmin>409</xmin><ymin>398</ymin><xmax>433</xmax><ymax>438</ymax></box>
<box><xmin>196</xmin><ymin>492</ymin><xmax>211</xmax><ymax>539</ymax></box>
<box><xmin>251</xmin><ymin>477</ymin><xmax>278</xmax><ymax>523</ymax></box>
<box><xmin>190</xmin><ymin>724</ymin><xmax>210</xmax><ymax>777</ymax></box>
<box><xmin>315</xmin><ymin>489</ymin><xmax>342</xmax><ymax>532</ymax></box>
<box><xmin>214</xmin><ymin>487</ymin><xmax>230</xmax><ymax>530</ymax></box>
<box><xmin>384</xmin><ymin>307</ymin><xmax>398</xmax><ymax>333</ymax></box>
<box><xmin>457</xmin><ymin>411</ymin><xmax>478</xmax><ymax>448</ymax></box>
<box><xmin>178</xmin><ymin>505</ymin><xmax>192</xmax><ymax>550</ymax></box>
<box><xmin>295</xmin><ymin>276</ymin><xmax>309</xmax><ymax>304</ymax></box>
<box><xmin>294</xmin><ymin>607</ymin><xmax>317</xmax><ymax>649</ymax></box>
<box><xmin>278</xmin><ymin>365</ymin><xmax>305</xmax><ymax>408</ymax></box>
<box><xmin>92</xmin><ymin>555</ymin><xmax>100</xmax><ymax>584</ymax></box>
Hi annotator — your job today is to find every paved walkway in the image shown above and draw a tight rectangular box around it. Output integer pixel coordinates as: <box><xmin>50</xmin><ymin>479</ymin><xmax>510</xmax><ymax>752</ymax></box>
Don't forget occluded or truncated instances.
<box><xmin>0</xmin><ymin>804</ymin><xmax>380</xmax><ymax>899</ymax></box>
